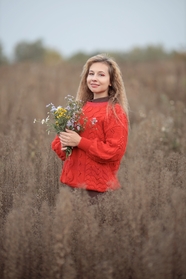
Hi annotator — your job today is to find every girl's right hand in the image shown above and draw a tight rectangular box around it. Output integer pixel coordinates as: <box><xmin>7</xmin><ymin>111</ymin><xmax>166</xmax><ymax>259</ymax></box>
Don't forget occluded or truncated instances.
<box><xmin>59</xmin><ymin>136</ymin><xmax>67</xmax><ymax>151</ymax></box>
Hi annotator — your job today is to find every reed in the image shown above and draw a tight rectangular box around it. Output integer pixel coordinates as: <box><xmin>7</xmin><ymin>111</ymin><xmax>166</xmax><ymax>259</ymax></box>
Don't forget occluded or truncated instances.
<box><xmin>0</xmin><ymin>58</ymin><xmax>185</xmax><ymax>278</ymax></box>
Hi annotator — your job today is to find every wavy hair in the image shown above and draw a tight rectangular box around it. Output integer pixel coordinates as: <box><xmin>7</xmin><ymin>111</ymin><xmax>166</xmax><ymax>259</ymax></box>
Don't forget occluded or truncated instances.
<box><xmin>76</xmin><ymin>54</ymin><xmax>129</xmax><ymax>120</ymax></box>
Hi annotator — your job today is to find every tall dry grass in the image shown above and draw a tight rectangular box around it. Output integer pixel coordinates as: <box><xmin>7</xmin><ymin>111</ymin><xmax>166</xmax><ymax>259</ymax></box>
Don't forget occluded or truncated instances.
<box><xmin>0</xmin><ymin>58</ymin><xmax>186</xmax><ymax>279</ymax></box>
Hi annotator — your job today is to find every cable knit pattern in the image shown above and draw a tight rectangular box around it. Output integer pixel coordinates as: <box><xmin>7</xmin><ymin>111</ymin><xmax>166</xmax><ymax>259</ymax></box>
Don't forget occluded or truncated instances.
<box><xmin>51</xmin><ymin>101</ymin><xmax>128</xmax><ymax>192</ymax></box>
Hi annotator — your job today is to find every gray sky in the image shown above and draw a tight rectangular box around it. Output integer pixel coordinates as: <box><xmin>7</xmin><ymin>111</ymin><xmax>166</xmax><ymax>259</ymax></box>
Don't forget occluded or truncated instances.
<box><xmin>0</xmin><ymin>0</ymin><xmax>186</xmax><ymax>58</ymax></box>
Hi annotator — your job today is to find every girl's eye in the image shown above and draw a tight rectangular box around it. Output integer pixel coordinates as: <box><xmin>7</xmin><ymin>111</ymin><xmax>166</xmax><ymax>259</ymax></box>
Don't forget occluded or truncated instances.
<box><xmin>99</xmin><ymin>74</ymin><xmax>105</xmax><ymax>76</ymax></box>
<box><xmin>88</xmin><ymin>72</ymin><xmax>94</xmax><ymax>75</ymax></box>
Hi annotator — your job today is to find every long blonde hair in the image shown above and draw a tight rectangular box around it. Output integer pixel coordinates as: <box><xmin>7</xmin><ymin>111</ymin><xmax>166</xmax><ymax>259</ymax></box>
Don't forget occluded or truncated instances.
<box><xmin>76</xmin><ymin>53</ymin><xmax>129</xmax><ymax>120</ymax></box>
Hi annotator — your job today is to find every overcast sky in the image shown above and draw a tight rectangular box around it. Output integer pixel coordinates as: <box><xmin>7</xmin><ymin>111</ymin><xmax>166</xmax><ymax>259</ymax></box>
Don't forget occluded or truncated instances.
<box><xmin>0</xmin><ymin>0</ymin><xmax>186</xmax><ymax>58</ymax></box>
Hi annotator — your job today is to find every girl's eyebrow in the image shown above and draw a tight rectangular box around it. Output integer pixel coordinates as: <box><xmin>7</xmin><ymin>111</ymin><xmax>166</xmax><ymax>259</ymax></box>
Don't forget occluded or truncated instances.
<box><xmin>89</xmin><ymin>70</ymin><xmax>106</xmax><ymax>73</ymax></box>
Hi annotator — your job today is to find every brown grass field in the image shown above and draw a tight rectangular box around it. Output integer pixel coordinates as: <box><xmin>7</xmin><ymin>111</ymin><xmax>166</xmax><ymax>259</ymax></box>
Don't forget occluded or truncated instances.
<box><xmin>0</xmin><ymin>57</ymin><xmax>186</xmax><ymax>279</ymax></box>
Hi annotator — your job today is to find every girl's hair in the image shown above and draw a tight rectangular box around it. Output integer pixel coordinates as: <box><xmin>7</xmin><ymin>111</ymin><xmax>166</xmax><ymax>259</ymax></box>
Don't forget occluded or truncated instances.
<box><xmin>76</xmin><ymin>53</ymin><xmax>129</xmax><ymax>120</ymax></box>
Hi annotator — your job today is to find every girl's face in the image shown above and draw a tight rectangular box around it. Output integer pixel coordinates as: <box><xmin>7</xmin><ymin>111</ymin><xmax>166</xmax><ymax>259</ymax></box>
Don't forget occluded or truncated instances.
<box><xmin>87</xmin><ymin>62</ymin><xmax>111</xmax><ymax>99</ymax></box>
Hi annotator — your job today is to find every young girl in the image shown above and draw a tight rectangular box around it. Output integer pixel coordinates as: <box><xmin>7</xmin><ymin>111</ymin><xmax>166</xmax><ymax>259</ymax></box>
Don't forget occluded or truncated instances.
<box><xmin>51</xmin><ymin>54</ymin><xmax>129</xmax><ymax>197</ymax></box>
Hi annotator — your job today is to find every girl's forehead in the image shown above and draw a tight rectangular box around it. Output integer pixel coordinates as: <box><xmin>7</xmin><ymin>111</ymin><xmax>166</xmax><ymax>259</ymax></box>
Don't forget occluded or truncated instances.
<box><xmin>89</xmin><ymin>62</ymin><xmax>109</xmax><ymax>72</ymax></box>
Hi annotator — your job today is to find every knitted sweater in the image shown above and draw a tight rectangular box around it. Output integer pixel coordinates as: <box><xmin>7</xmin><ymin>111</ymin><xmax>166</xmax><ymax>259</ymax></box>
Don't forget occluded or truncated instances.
<box><xmin>51</xmin><ymin>100</ymin><xmax>128</xmax><ymax>192</ymax></box>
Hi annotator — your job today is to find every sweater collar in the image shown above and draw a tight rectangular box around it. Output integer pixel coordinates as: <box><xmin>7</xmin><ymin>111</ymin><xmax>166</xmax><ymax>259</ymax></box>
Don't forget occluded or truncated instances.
<box><xmin>90</xmin><ymin>96</ymin><xmax>109</xmax><ymax>103</ymax></box>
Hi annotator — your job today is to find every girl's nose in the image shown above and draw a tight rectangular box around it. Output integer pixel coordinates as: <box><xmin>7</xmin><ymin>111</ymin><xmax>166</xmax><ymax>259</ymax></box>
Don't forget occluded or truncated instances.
<box><xmin>92</xmin><ymin>75</ymin><xmax>97</xmax><ymax>80</ymax></box>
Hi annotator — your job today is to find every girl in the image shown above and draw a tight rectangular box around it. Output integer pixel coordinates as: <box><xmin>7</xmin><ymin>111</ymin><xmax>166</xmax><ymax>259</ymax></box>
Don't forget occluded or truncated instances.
<box><xmin>51</xmin><ymin>54</ymin><xmax>129</xmax><ymax>197</ymax></box>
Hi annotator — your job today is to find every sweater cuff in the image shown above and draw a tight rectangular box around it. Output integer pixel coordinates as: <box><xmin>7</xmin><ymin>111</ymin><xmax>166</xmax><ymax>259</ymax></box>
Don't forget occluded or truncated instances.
<box><xmin>78</xmin><ymin>137</ymin><xmax>92</xmax><ymax>152</ymax></box>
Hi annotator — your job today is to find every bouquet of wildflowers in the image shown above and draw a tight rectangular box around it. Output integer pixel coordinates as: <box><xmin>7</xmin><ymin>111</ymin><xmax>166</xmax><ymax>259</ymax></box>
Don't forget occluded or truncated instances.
<box><xmin>34</xmin><ymin>95</ymin><xmax>87</xmax><ymax>158</ymax></box>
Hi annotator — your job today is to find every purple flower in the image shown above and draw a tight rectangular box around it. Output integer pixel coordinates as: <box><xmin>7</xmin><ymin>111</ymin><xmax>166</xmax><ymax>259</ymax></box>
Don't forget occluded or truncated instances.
<box><xmin>65</xmin><ymin>105</ymin><xmax>71</xmax><ymax>111</ymax></box>
<box><xmin>66</xmin><ymin>120</ymin><xmax>74</xmax><ymax>128</ymax></box>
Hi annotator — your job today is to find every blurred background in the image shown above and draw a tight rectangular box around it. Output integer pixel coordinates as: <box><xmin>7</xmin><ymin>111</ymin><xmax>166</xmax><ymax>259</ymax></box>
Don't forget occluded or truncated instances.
<box><xmin>0</xmin><ymin>0</ymin><xmax>186</xmax><ymax>63</ymax></box>
<box><xmin>0</xmin><ymin>1</ymin><xmax>186</xmax><ymax>278</ymax></box>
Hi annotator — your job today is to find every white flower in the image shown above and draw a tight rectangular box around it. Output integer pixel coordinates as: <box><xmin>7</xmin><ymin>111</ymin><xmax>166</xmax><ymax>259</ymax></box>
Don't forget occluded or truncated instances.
<box><xmin>46</xmin><ymin>103</ymin><xmax>54</xmax><ymax>108</ymax></box>
<box><xmin>50</xmin><ymin>106</ymin><xmax>57</xmax><ymax>112</ymax></box>
<box><xmin>33</xmin><ymin>119</ymin><xmax>37</xmax><ymax>123</ymax></box>
<box><xmin>45</xmin><ymin>115</ymin><xmax>50</xmax><ymax>122</ymax></box>
<box><xmin>77</xmin><ymin>125</ymin><xmax>80</xmax><ymax>131</ymax></box>
<box><xmin>41</xmin><ymin>119</ymin><xmax>45</xmax><ymax>124</ymax></box>
<box><xmin>91</xmin><ymin>117</ymin><xmax>98</xmax><ymax>125</ymax></box>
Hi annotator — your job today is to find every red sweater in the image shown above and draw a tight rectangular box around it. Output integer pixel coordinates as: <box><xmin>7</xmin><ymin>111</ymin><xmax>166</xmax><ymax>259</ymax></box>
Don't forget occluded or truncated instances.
<box><xmin>51</xmin><ymin>101</ymin><xmax>128</xmax><ymax>192</ymax></box>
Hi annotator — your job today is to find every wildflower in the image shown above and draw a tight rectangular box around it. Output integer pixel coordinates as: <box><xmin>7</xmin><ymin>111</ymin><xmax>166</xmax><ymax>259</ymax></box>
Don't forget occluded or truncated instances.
<box><xmin>66</xmin><ymin>119</ymin><xmax>74</xmax><ymax>128</ymax></box>
<box><xmin>45</xmin><ymin>116</ymin><xmax>49</xmax><ymax>122</ymax></box>
<box><xmin>65</xmin><ymin>105</ymin><xmax>71</xmax><ymax>111</ymax></box>
<box><xmin>46</xmin><ymin>103</ymin><xmax>54</xmax><ymax>108</ymax></box>
<box><xmin>34</xmin><ymin>95</ymin><xmax>86</xmax><ymax>158</ymax></box>
<box><xmin>50</xmin><ymin>105</ymin><xmax>57</xmax><ymax>112</ymax></box>
<box><xmin>91</xmin><ymin>117</ymin><xmax>98</xmax><ymax>125</ymax></box>
<box><xmin>76</xmin><ymin>125</ymin><xmax>81</xmax><ymax>131</ymax></box>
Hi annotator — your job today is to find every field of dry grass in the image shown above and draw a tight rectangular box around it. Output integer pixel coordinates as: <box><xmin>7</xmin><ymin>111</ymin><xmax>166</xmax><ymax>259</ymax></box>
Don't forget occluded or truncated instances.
<box><xmin>0</xmin><ymin>57</ymin><xmax>186</xmax><ymax>279</ymax></box>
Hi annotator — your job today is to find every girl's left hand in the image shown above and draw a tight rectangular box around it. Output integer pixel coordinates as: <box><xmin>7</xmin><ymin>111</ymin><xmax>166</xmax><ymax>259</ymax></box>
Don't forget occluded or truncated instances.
<box><xmin>59</xmin><ymin>129</ymin><xmax>81</xmax><ymax>148</ymax></box>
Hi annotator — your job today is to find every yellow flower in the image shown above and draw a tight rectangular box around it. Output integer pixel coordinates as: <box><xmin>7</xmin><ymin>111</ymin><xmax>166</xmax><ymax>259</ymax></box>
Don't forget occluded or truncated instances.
<box><xmin>56</xmin><ymin>108</ymin><xmax>67</xmax><ymax>114</ymax></box>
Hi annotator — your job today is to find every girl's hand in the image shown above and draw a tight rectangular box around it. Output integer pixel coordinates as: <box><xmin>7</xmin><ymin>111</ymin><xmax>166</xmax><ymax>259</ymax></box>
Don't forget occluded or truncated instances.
<box><xmin>59</xmin><ymin>129</ymin><xmax>81</xmax><ymax>149</ymax></box>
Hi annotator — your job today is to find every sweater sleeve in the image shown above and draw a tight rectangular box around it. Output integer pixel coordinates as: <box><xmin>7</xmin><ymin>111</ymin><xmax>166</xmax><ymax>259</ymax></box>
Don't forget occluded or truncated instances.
<box><xmin>78</xmin><ymin>105</ymin><xmax>128</xmax><ymax>164</ymax></box>
<box><xmin>51</xmin><ymin>135</ymin><xmax>66</xmax><ymax>161</ymax></box>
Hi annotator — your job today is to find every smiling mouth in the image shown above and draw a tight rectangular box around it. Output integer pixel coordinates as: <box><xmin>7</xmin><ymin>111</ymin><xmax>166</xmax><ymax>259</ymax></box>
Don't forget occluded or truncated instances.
<box><xmin>90</xmin><ymin>84</ymin><xmax>99</xmax><ymax>86</ymax></box>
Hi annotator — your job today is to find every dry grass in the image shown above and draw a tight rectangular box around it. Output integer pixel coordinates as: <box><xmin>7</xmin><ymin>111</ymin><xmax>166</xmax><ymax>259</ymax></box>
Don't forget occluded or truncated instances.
<box><xmin>0</xmin><ymin>58</ymin><xmax>186</xmax><ymax>279</ymax></box>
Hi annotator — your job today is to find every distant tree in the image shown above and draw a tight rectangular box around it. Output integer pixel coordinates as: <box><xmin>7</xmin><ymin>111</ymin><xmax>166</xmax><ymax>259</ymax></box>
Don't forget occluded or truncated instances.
<box><xmin>0</xmin><ymin>42</ymin><xmax>8</xmax><ymax>65</ymax></box>
<box><xmin>143</xmin><ymin>45</ymin><xmax>168</xmax><ymax>60</ymax></box>
<box><xmin>67</xmin><ymin>52</ymin><xmax>90</xmax><ymax>63</ymax></box>
<box><xmin>14</xmin><ymin>39</ymin><xmax>45</xmax><ymax>62</ymax></box>
<box><xmin>43</xmin><ymin>48</ymin><xmax>63</xmax><ymax>65</ymax></box>
<box><xmin>66</xmin><ymin>46</ymin><xmax>170</xmax><ymax>64</ymax></box>
<box><xmin>171</xmin><ymin>49</ymin><xmax>186</xmax><ymax>61</ymax></box>
<box><xmin>124</xmin><ymin>45</ymin><xmax>169</xmax><ymax>62</ymax></box>
<box><xmin>104</xmin><ymin>45</ymin><xmax>169</xmax><ymax>62</ymax></box>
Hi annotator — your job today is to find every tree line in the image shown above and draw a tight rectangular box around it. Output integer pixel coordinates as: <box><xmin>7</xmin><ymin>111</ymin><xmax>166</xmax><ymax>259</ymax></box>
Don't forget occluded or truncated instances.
<box><xmin>0</xmin><ymin>39</ymin><xmax>185</xmax><ymax>66</ymax></box>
